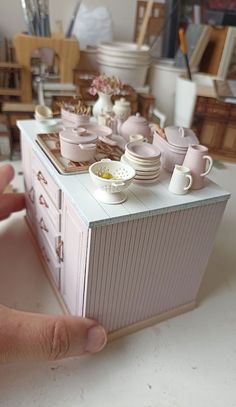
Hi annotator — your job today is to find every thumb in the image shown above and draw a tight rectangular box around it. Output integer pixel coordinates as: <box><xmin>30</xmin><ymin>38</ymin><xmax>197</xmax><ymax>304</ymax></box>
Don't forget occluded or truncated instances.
<box><xmin>0</xmin><ymin>305</ymin><xmax>107</xmax><ymax>364</ymax></box>
<box><xmin>0</xmin><ymin>164</ymin><xmax>14</xmax><ymax>193</ymax></box>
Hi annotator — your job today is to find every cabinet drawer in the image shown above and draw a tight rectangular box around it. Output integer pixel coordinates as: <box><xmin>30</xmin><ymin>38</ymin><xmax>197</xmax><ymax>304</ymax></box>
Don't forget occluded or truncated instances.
<box><xmin>32</xmin><ymin>152</ymin><xmax>61</xmax><ymax>209</ymax></box>
<box><xmin>25</xmin><ymin>197</ymin><xmax>36</xmax><ymax>230</ymax></box>
<box><xmin>24</xmin><ymin>183</ymin><xmax>36</xmax><ymax>227</ymax></box>
<box><xmin>25</xmin><ymin>181</ymin><xmax>35</xmax><ymax>208</ymax></box>
<box><xmin>34</xmin><ymin>180</ymin><xmax>60</xmax><ymax>232</ymax></box>
<box><xmin>37</xmin><ymin>232</ymin><xmax>60</xmax><ymax>288</ymax></box>
<box><xmin>36</xmin><ymin>207</ymin><xmax>60</xmax><ymax>253</ymax></box>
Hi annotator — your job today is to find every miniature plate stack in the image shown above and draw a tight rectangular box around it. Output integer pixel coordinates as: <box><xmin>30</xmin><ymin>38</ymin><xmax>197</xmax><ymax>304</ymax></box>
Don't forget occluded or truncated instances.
<box><xmin>121</xmin><ymin>141</ymin><xmax>161</xmax><ymax>184</ymax></box>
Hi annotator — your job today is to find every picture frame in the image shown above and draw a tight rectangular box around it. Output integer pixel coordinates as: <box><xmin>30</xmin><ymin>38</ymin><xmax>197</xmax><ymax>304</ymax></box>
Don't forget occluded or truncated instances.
<box><xmin>217</xmin><ymin>27</ymin><xmax>236</xmax><ymax>79</ymax></box>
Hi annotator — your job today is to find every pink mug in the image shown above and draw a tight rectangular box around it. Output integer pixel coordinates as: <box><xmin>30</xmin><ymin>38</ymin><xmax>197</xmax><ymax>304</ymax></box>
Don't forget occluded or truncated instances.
<box><xmin>182</xmin><ymin>144</ymin><xmax>213</xmax><ymax>189</ymax></box>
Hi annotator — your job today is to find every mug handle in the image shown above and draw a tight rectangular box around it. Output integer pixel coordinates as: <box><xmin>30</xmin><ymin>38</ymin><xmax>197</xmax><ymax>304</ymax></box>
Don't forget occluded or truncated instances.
<box><xmin>201</xmin><ymin>155</ymin><xmax>213</xmax><ymax>177</ymax></box>
<box><xmin>184</xmin><ymin>174</ymin><xmax>193</xmax><ymax>190</ymax></box>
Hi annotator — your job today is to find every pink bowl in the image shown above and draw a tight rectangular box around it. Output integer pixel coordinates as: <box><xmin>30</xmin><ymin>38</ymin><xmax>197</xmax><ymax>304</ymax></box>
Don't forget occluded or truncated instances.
<box><xmin>125</xmin><ymin>141</ymin><xmax>161</xmax><ymax>160</ymax></box>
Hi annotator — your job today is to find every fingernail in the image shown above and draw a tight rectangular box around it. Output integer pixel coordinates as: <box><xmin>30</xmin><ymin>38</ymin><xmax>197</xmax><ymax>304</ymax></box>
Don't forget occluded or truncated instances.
<box><xmin>85</xmin><ymin>325</ymin><xmax>107</xmax><ymax>353</ymax></box>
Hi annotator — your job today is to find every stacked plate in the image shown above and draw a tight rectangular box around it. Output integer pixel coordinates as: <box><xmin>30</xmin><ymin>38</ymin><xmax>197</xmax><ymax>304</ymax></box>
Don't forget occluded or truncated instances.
<box><xmin>121</xmin><ymin>141</ymin><xmax>161</xmax><ymax>184</ymax></box>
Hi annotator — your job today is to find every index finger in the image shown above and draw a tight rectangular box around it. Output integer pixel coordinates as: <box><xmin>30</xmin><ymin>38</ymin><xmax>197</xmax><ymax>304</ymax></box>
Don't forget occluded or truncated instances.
<box><xmin>0</xmin><ymin>164</ymin><xmax>15</xmax><ymax>193</ymax></box>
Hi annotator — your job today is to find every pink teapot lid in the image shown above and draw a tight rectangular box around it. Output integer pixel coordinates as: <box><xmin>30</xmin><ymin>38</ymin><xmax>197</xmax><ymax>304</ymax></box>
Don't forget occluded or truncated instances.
<box><xmin>164</xmin><ymin>126</ymin><xmax>198</xmax><ymax>148</ymax></box>
<box><xmin>60</xmin><ymin>127</ymin><xmax>97</xmax><ymax>145</ymax></box>
<box><xmin>127</xmin><ymin>112</ymin><xmax>148</xmax><ymax>125</ymax></box>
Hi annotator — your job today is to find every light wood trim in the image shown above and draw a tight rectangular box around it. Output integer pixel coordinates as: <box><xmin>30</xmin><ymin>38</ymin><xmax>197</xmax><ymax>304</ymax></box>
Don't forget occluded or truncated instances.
<box><xmin>190</xmin><ymin>25</ymin><xmax>213</xmax><ymax>69</ymax></box>
<box><xmin>0</xmin><ymin>62</ymin><xmax>22</xmax><ymax>69</ymax></box>
<box><xmin>108</xmin><ymin>301</ymin><xmax>196</xmax><ymax>341</ymax></box>
<box><xmin>199</xmin><ymin>27</ymin><xmax>228</xmax><ymax>75</ymax></box>
<box><xmin>2</xmin><ymin>102</ymin><xmax>36</xmax><ymax>112</ymax></box>
<box><xmin>0</xmin><ymin>88</ymin><xmax>22</xmax><ymax>96</ymax></box>
<box><xmin>210</xmin><ymin>152</ymin><xmax>236</xmax><ymax>164</ymax></box>
<box><xmin>137</xmin><ymin>0</ymin><xmax>154</xmax><ymax>48</ymax></box>
<box><xmin>217</xmin><ymin>27</ymin><xmax>236</xmax><ymax>79</ymax></box>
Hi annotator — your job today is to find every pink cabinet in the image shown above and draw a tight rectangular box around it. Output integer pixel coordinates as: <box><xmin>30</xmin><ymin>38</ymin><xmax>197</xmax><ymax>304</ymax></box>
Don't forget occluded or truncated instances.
<box><xmin>21</xmin><ymin>132</ymin><xmax>61</xmax><ymax>288</ymax></box>
<box><xmin>19</xmin><ymin>120</ymin><xmax>230</xmax><ymax>338</ymax></box>
<box><xmin>70</xmin><ymin>203</ymin><xmax>227</xmax><ymax>335</ymax></box>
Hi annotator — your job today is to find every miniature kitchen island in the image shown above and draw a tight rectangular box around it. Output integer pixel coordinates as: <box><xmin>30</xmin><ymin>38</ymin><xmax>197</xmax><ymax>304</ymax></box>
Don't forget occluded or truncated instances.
<box><xmin>17</xmin><ymin>120</ymin><xmax>230</xmax><ymax>338</ymax></box>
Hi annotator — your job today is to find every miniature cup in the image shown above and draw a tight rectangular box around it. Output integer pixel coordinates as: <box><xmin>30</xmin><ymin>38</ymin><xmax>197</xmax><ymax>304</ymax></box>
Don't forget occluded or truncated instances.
<box><xmin>168</xmin><ymin>165</ymin><xmax>192</xmax><ymax>195</ymax></box>
<box><xmin>182</xmin><ymin>144</ymin><xmax>213</xmax><ymax>189</ymax></box>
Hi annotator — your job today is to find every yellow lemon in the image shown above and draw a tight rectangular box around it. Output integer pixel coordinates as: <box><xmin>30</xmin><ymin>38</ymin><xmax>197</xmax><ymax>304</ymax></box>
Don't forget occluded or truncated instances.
<box><xmin>100</xmin><ymin>171</ymin><xmax>113</xmax><ymax>179</ymax></box>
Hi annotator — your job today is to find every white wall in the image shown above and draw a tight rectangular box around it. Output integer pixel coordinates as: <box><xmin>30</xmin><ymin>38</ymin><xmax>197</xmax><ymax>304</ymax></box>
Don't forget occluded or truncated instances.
<box><xmin>0</xmin><ymin>0</ymin><xmax>138</xmax><ymax>41</ymax></box>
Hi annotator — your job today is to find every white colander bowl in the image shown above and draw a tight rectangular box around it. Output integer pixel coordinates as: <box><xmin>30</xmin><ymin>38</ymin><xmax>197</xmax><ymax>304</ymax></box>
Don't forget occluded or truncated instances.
<box><xmin>89</xmin><ymin>159</ymin><xmax>136</xmax><ymax>204</ymax></box>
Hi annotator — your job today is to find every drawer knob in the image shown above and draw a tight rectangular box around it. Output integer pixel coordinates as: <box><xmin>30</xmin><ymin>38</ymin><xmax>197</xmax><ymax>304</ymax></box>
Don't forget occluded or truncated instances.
<box><xmin>37</xmin><ymin>171</ymin><xmax>48</xmax><ymax>185</ymax></box>
<box><xmin>39</xmin><ymin>194</ymin><xmax>49</xmax><ymax>208</ymax></box>
<box><xmin>39</xmin><ymin>217</ymin><xmax>49</xmax><ymax>233</ymax></box>
<box><xmin>56</xmin><ymin>240</ymin><xmax>64</xmax><ymax>263</ymax></box>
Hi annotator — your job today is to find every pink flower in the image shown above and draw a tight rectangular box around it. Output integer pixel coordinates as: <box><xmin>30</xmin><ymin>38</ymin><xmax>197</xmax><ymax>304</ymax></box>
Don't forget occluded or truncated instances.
<box><xmin>89</xmin><ymin>74</ymin><xmax>123</xmax><ymax>96</ymax></box>
<box><xmin>89</xmin><ymin>87</ymin><xmax>97</xmax><ymax>96</ymax></box>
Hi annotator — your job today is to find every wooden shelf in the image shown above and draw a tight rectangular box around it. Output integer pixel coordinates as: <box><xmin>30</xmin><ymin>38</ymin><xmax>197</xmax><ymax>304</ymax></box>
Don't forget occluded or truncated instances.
<box><xmin>0</xmin><ymin>88</ymin><xmax>22</xmax><ymax>96</ymax></box>
<box><xmin>0</xmin><ymin>62</ymin><xmax>22</xmax><ymax>69</ymax></box>
<box><xmin>192</xmin><ymin>95</ymin><xmax>236</xmax><ymax>162</ymax></box>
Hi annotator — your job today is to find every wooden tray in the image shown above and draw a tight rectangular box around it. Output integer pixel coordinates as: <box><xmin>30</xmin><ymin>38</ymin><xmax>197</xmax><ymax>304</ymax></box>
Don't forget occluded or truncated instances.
<box><xmin>36</xmin><ymin>133</ymin><xmax>124</xmax><ymax>175</ymax></box>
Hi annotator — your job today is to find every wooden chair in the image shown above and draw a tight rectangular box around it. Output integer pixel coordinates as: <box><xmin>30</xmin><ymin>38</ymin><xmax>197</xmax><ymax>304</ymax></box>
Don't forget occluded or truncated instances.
<box><xmin>0</xmin><ymin>62</ymin><xmax>23</xmax><ymax>101</ymax></box>
<box><xmin>13</xmin><ymin>34</ymin><xmax>80</xmax><ymax>103</ymax></box>
<box><xmin>1</xmin><ymin>102</ymin><xmax>35</xmax><ymax>158</ymax></box>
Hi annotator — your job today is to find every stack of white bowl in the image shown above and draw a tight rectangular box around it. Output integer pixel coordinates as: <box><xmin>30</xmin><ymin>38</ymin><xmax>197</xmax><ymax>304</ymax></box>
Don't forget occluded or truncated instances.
<box><xmin>121</xmin><ymin>141</ymin><xmax>161</xmax><ymax>184</ymax></box>
<box><xmin>97</xmin><ymin>42</ymin><xmax>151</xmax><ymax>88</ymax></box>
<box><xmin>34</xmin><ymin>104</ymin><xmax>59</xmax><ymax>132</ymax></box>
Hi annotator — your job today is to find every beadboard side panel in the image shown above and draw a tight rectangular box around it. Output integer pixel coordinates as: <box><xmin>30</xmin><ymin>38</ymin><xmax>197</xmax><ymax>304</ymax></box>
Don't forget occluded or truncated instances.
<box><xmin>83</xmin><ymin>201</ymin><xmax>227</xmax><ymax>333</ymax></box>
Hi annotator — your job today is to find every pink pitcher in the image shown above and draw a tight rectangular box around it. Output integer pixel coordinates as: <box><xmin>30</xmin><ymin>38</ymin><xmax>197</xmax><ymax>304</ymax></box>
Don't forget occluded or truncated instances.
<box><xmin>182</xmin><ymin>144</ymin><xmax>213</xmax><ymax>189</ymax></box>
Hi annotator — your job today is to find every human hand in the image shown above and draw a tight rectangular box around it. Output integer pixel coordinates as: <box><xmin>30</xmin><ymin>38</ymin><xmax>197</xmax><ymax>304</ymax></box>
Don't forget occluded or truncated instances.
<box><xmin>0</xmin><ymin>305</ymin><xmax>107</xmax><ymax>364</ymax></box>
<box><xmin>0</xmin><ymin>164</ymin><xmax>25</xmax><ymax>220</ymax></box>
<box><xmin>0</xmin><ymin>164</ymin><xmax>107</xmax><ymax>363</ymax></box>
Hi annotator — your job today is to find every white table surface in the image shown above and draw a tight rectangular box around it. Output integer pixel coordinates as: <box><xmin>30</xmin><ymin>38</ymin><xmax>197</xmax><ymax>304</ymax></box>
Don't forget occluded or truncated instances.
<box><xmin>0</xmin><ymin>157</ymin><xmax>236</xmax><ymax>407</ymax></box>
<box><xmin>18</xmin><ymin>120</ymin><xmax>230</xmax><ymax>227</ymax></box>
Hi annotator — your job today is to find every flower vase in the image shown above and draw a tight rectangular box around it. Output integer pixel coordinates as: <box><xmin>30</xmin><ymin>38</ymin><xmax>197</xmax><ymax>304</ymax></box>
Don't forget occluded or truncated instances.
<box><xmin>92</xmin><ymin>92</ymin><xmax>113</xmax><ymax>119</ymax></box>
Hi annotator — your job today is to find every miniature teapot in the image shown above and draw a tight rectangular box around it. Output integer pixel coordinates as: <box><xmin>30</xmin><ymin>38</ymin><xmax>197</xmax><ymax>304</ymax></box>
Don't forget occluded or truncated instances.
<box><xmin>117</xmin><ymin>113</ymin><xmax>153</xmax><ymax>143</ymax></box>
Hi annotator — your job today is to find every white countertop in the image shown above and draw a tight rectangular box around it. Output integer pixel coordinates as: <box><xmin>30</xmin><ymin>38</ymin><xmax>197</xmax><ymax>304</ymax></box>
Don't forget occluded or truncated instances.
<box><xmin>0</xmin><ymin>153</ymin><xmax>236</xmax><ymax>407</ymax></box>
<box><xmin>17</xmin><ymin>120</ymin><xmax>230</xmax><ymax>227</ymax></box>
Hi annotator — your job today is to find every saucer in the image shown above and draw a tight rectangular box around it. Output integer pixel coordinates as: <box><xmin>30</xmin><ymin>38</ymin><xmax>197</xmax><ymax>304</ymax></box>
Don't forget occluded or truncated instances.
<box><xmin>135</xmin><ymin>168</ymin><xmax>160</xmax><ymax>176</ymax></box>
<box><xmin>134</xmin><ymin>172</ymin><xmax>160</xmax><ymax>180</ymax></box>
<box><xmin>125</xmin><ymin>150</ymin><xmax>160</xmax><ymax>165</ymax></box>
<box><xmin>133</xmin><ymin>175</ymin><xmax>160</xmax><ymax>184</ymax></box>
<box><xmin>121</xmin><ymin>154</ymin><xmax>161</xmax><ymax>172</ymax></box>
